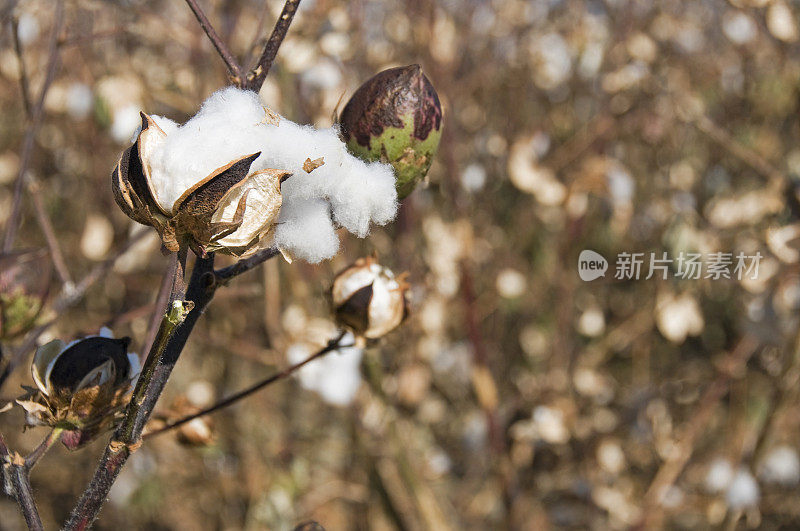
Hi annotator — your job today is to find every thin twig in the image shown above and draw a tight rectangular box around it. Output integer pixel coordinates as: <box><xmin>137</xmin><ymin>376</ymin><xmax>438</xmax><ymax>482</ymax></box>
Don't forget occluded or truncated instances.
<box><xmin>25</xmin><ymin>427</ymin><xmax>63</xmax><ymax>470</ymax></box>
<box><xmin>243</xmin><ymin>0</ymin><xmax>301</xmax><ymax>92</ymax></box>
<box><xmin>3</xmin><ymin>0</ymin><xmax>64</xmax><ymax>252</ymax></box>
<box><xmin>184</xmin><ymin>0</ymin><xmax>242</xmax><ymax>82</ymax></box>
<box><xmin>28</xmin><ymin>177</ymin><xmax>73</xmax><ymax>286</ymax></box>
<box><xmin>142</xmin><ymin>256</ymin><xmax>179</xmax><ymax>355</ymax></box>
<box><xmin>10</xmin><ymin>18</ymin><xmax>32</xmax><ymax>116</ymax></box>
<box><xmin>145</xmin><ymin>331</ymin><xmax>348</xmax><ymax>439</ymax></box>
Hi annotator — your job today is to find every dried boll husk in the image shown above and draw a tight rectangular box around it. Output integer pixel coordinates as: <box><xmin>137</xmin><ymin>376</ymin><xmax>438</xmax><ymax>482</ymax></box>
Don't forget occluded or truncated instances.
<box><xmin>0</xmin><ymin>249</ymin><xmax>52</xmax><ymax>341</ymax></box>
<box><xmin>112</xmin><ymin>113</ymin><xmax>288</xmax><ymax>257</ymax></box>
<box><xmin>331</xmin><ymin>256</ymin><xmax>409</xmax><ymax>339</ymax></box>
<box><xmin>16</xmin><ymin>328</ymin><xmax>140</xmax><ymax>449</ymax></box>
<box><xmin>339</xmin><ymin>64</ymin><xmax>443</xmax><ymax>199</ymax></box>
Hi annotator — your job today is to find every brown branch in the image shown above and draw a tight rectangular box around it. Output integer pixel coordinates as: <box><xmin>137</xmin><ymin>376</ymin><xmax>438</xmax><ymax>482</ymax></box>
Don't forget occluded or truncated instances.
<box><xmin>184</xmin><ymin>0</ymin><xmax>242</xmax><ymax>83</ymax></box>
<box><xmin>243</xmin><ymin>0</ymin><xmax>301</xmax><ymax>92</ymax></box>
<box><xmin>25</xmin><ymin>427</ymin><xmax>63</xmax><ymax>470</ymax></box>
<box><xmin>64</xmin><ymin>252</ymin><xmax>213</xmax><ymax>530</ymax></box>
<box><xmin>6</xmin><ymin>461</ymin><xmax>43</xmax><ymax>531</ymax></box>
<box><xmin>3</xmin><ymin>0</ymin><xmax>64</xmax><ymax>252</ymax></box>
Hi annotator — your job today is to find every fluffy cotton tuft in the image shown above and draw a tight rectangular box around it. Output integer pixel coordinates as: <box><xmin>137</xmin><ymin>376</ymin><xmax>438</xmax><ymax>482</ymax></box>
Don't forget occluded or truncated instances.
<box><xmin>143</xmin><ymin>87</ymin><xmax>398</xmax><ymax>261</ymax></box>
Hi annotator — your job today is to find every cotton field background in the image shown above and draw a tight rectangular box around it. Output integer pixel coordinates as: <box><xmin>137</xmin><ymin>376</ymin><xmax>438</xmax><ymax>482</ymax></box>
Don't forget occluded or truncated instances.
<box><xmin>3</xmin><ymin>0</ymin><xmax>800</xmax><ymax>529</ymax></box>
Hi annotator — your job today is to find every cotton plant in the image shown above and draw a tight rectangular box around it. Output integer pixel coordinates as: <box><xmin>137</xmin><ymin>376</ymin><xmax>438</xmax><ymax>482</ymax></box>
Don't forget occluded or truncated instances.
<box><xmin>0</xmin><ymin>2</ymin><xmax>441</xmax><ymax>523</ymax></box>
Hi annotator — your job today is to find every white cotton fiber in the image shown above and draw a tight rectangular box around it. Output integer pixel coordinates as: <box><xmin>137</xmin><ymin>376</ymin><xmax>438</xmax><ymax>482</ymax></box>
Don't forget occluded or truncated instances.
<box><xmin>273</xmin><ymin>198</ymin><xmax>340</xmax><ymax>263</ymax></box>
<box><xmin>141</xmin><ymin>87</ymin><xmax>397</xmax><ymax>261</ymax></box>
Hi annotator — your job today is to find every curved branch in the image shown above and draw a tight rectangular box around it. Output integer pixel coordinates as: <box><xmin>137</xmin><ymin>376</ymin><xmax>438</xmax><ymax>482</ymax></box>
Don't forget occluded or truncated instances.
<box><xmin>243</xmin><ymin>0</ymin><xmax>301</xmax><ymax>92</ymax></box>
<box><xmin>145</xmin><ymin>331</ymin><xmax>348</xmax><ymax>439</ymax></box>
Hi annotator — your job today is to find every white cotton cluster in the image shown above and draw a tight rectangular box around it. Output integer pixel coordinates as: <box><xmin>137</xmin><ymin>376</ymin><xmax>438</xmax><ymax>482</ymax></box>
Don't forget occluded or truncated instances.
<box><xmin>287</xmin><ymin>332</ymin><xmax>363</xmax><ymax>406</ymax></box>
<box><xmin>759</xmin><ymin>446</ymin><xmax>800</xmax><ymax>486</ymax></box>
<box><xmin>725</xmin><ymin>468</ymin><xmax>760</xmax><ymax>509</ymax></box>
<box><xmin>145</xmin><ymin>87</ymin><xmax>397</xmax><ymax>262</ymax></box>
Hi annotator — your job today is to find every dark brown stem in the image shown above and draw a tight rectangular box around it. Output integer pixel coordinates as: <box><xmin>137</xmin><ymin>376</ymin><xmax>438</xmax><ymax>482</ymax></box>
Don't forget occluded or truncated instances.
<box><xmin>214</xmin><ymin>246</ymin><xmax>280</xmax><ymax>282</ymax></box>
<box><xmin>145</xmin><ymin>331</ymin><xmax>348</xmax><ymax>439</ymax></box>
<box><xmin>184</xmin><ymin>0</ymin><xmax>242</xmax><ymax>83</ymax></box>
<box><xmin>7</xmin><ymin>462</ymin><xmax>43</xmax><ymax>531</ymax></box>
<box><xmin>3</xmin><ymin>0</ymin><xmax>64</xmax><ymax>252</ymax></box>
<box><xmin>63</xmin><ymin>253</ymin><xmax>215</xmax><ymax>530</ymax></box>
<box><xmin>243</xmin><ymin>0</ymin><xmax>301</xmax><ymax>92</ymax></box>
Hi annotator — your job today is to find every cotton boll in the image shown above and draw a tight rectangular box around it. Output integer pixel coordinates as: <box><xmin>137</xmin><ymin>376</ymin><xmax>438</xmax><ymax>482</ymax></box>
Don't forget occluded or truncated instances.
<box><xmin>705</xmin><ymin>458</ymin><xmax>734</xmax><ymax>493</ymax></box>
<box><xmin>760</xmin><ymin>446</ymin><xmax>800</xmax><ymax>486</ymax></box>
<box><xmin>17</xmin><ymin>14</ymin><xmax>40</xmax><ymax>45</ymax></box>
<box><xmin>725</xmin><ymin>469</ymin><xmax>759</xmax><ymax>509</ymax></box>
<box><xmin>111</xmin><ymin>105</ymin><xmax>143</xmax><ymax>144</ymax></box>
<box><xmin>274</xmin><ymin>198</ymin><xmax>339</xmax><ymax>263</ymax></box>
<box><xmin>148</xmin><ymin>88</ymin><xmax>267</xmax><ymax>210</ymax></box>
<box><xmin>66</xmin><ymin>83</ymin><xmax>94</xmax><ymax>120</ymax></box>
<box><xmin>287</xmin><ymin>333</ymin><xmax>363</xmax><ymax>406</ymax></box>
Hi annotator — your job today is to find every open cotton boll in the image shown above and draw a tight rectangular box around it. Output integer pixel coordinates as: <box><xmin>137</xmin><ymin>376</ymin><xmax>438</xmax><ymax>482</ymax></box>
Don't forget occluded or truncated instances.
<box><xmin>147</xmin><ymin>88</ymin><xmax>267</xmax><ymax>212</ymax></box>
<box><xmin>274</xmin><ymin>198</ymin><xmax>340</xmax><ymax>263</ymax></box>
<box><xmin>135</xmin><ymin>86</ymin><xmax>397</xmax><ymax>261</ymax></box>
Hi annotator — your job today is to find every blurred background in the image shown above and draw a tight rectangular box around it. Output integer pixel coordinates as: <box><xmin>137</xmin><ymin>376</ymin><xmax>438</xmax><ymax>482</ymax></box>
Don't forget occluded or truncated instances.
<box><xmin>3</xmin><ymin>0</ymin><xmax>800</xmax><ymax>529</ymax></box>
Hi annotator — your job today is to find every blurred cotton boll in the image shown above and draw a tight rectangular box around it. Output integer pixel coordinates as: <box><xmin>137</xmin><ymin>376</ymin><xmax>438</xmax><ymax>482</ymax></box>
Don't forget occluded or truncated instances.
<box><xmin>759</xmin><ymin>446</ymin><xmax>800</xmax><ymax>486</ymax></box>
<box><xmin>16</xmin><ymin>13</ymin><xmax>40</xmax><ymax>45</ymax></box>
<box><xmin>705</xmin><ymin>458</ymin><xmax>734</xmax><ymax>493</ymax></box>
<box><xmin>460</xmin><ymin>163</ymin><xmax>487</xmax><ymax>192</ymax></box>
<box><xmin>722</xmin><ymin>11</ymin><xmax>758</xmax><ymax>45</ymax></box>
<box><xmin>66</xmin><ymin>83</ymin><xmax>94</xmax><ymax>120</ymax></box>
<box><xmin>655</xmin><ymin>291</ymin><xmax>704</xmax><ymax>344</ymax></box>
<box><xmin>111</xmin><ymin>105</ymin><xmax>143</xmax><ymax>144</ymax></box>
<box><xmin>496</xmin><ymin>268</ymin><xmax>527</xmax><ymax>299</ymax></box>
<box><xmin>725</xmin><ymin>469</ymin><xmax>760</xmax><ymax>509</ymax></box>
<box><xmin>287</xmin><ymin>332</ymin><xmax>363</xmax><ymax>406</ymax></box>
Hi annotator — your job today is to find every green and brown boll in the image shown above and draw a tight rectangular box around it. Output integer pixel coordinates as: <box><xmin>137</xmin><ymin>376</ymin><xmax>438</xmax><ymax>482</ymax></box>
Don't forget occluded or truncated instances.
<box><xmin>339</xmin><ymin>64</ymin><xmax>442</xmax><ymax>199</ymax></box>
<box><xmin>16</xmin><ymin>330</ymin><xmax>140</xmax><ymax>449</ymax></box>
<box><xmin>0</xmin><ymin>249</ymin><xmax>51</xmax><ymax>341</ymax></box>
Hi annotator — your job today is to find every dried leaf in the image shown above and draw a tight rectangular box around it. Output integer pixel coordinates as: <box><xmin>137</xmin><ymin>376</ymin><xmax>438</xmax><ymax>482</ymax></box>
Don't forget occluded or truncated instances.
<box><xmin>303</xmin><ymin>157</ymin><xmax>325</xmax><ymax>173</ymax></box>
